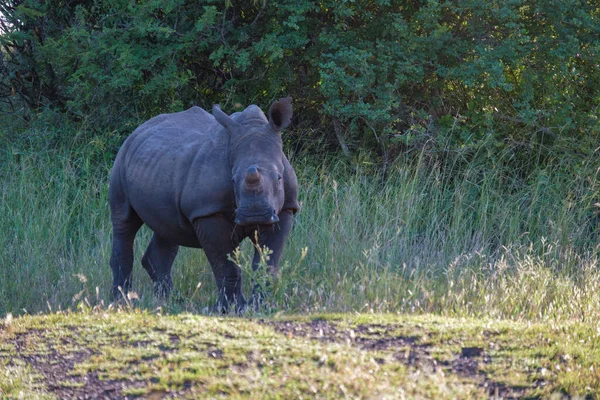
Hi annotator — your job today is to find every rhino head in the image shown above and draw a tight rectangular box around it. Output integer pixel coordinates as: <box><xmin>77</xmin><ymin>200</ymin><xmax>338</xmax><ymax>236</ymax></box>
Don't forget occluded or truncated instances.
<box><xmin>212</xmin><ymin>97</ymin><xmax>293</xmax><ymax>226</ymax></box>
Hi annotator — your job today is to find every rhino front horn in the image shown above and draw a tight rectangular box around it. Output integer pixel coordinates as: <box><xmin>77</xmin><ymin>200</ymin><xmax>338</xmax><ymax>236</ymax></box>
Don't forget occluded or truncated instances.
<box><xmin>245</xmin><ymin>166</ymin><xmax>260</xmax><ymax>185</ymax></box>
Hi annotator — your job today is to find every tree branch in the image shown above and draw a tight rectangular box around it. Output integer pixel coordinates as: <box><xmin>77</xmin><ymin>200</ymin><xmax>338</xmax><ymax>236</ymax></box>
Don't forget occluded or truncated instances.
<box><xmin>332</xmin><ymin>117</ymin><xmax>351</xmax><ymax>158</ymax></box>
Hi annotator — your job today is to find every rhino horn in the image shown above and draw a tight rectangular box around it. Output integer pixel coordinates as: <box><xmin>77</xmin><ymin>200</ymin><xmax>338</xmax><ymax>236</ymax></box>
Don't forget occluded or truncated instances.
<box><xmin>245</xmin><ymin>165</ymin><xmax>261</xmax><ymax>185</ymax></box>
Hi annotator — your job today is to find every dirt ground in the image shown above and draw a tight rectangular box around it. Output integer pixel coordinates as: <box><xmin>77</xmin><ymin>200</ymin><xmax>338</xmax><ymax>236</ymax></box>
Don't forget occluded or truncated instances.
<box><xmin>268</xmin><ymin>319</ymin><xmax>528</xmax><ymax>399</ymax></box>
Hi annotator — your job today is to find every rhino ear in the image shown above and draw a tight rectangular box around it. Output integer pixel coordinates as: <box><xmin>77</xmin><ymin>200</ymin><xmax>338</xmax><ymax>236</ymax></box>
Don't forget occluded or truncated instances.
<box><xmin>213</xmin><ymin>104</ymin><xmax>240</xmax><ymax>133</ymax></box>
<box><xmin>268</xmin><ymin>97</ymin><xmax>293</xmax><ymax>132</ymax></box>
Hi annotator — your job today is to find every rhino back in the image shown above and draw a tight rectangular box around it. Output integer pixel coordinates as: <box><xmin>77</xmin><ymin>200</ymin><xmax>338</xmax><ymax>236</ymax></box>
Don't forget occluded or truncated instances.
<box><xmin>112</xmin><ymin>106</ymin><xmax>234</xmax><ymax>245</ymax></box>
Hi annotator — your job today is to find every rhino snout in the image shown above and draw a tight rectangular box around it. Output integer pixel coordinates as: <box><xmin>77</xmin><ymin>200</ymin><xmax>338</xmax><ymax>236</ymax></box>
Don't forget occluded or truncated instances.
<box><xmin>234</xmin><ymin>208</ymin><xmax>279</xmax><ymax>226</ymax></box>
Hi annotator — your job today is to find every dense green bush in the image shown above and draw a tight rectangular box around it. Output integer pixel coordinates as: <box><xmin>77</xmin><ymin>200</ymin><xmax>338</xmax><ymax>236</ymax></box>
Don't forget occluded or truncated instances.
<box><xmin>1</xmin><ymin>0</ymin><xmax>599</xmax><ymax>164</ymax></box>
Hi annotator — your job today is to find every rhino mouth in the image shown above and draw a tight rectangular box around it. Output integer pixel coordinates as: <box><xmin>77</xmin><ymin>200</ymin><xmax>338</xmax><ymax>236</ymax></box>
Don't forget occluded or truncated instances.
<box><xmin>234</xmin><ymin>209</ymin><xmax>279</xmax><ymax>226</ymax></box>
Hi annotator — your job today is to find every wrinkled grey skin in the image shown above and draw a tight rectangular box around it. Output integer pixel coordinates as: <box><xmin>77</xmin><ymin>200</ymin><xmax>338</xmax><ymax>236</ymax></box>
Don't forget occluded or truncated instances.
<box><xmin>109</xmin><ymin>97</ymin><xmax>299</xmax><ymax>312</ymax></box>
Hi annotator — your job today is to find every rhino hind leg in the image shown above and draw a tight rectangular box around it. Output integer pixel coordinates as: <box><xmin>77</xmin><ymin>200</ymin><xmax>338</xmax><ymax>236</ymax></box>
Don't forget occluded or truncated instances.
<box><xmin>110</xmin><ymin>211</ymin><xmax>143</xmax><ymax>300</ymax></box>
<box><xmin>142</xmin><ymin>233</ymin><xmax>179</xmax><ymax>299</ymax></box>
<box><xmin>194</xmin><ymin>215</ymin><xmax>246</xmax><ymax>313</ymax></box>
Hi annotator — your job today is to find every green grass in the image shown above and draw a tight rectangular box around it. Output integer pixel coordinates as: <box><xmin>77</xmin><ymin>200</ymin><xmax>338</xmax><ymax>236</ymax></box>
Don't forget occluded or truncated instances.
<box><xmin>1</xmin><ymin>145</ymin><xmax>599</xmax><ymax>323</ymax></box>
<box><xmin>1</xmin><ymin>311</ymin><xmax>599</xmax><ymax>398</ymax></box>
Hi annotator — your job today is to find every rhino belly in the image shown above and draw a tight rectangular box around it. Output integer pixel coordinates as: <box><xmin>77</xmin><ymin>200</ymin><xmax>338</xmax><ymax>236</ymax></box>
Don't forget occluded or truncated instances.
<box><xmin>147</xmin><ymin>221</ymin><xmax>201</xmax><ymax>248</ymax></box>
<box><xmin>123</xmin><ymin>152</ymin><xmax>201</xmax><ymax>248</ymax></box>
<box><xmin>128</xmin><ymin>192</ymin><xmax>199</xmax><ymax>247</ymax></box>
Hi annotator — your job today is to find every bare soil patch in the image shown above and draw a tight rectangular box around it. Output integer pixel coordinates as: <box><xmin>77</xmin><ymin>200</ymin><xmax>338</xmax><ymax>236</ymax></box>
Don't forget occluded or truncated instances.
<box><xmin>8</xmin><ymin>330</ymin><xmax>147</xmax><ymax>399</ymax></box>
<box><xmin>267</xmin><ymin>319</ymin><xmax>528</xmax><ymax>399</ymax></box>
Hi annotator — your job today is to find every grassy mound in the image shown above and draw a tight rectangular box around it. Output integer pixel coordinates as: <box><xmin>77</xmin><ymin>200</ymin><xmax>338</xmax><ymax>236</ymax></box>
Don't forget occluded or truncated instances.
<box><xmin>2</xmin><ymin>311</ymin><xmax>599</xmax><ymax>398</ymax></box>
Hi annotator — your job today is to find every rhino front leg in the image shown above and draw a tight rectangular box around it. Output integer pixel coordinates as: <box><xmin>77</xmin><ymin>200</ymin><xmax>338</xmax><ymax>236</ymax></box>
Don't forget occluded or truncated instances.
<box><xmin>251</xmin><ymin>209</ymin><xmax>294</xmax><ymax>305</ymax></box>
<box><xmin>142</xmin><ymin>234</ymin><xmax>179</xmax><ymax>299</ymax></box>
<box><xmin>194</xmin><ymin>215</ymin><xmax>246</xmax><ymax>313</ymax></box>
<box><xmin>252</xmin><ymin>209</ymin><xmax>294</xmax><ymax>273</ymax></box>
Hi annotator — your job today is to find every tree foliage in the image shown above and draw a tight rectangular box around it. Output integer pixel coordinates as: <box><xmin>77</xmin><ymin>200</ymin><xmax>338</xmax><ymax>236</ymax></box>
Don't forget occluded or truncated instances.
<box><xmin>1</xmin><ymin>0</ymin><xmax>599</xmax><ymax>164</ymax></box>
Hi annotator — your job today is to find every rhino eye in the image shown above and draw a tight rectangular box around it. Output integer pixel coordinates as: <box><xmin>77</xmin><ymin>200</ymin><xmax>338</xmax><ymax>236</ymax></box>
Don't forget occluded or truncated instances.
<box><xmin>277</xmin><ymin>174</ymin><xmax>282</xmax><ymax>181</ymax></box>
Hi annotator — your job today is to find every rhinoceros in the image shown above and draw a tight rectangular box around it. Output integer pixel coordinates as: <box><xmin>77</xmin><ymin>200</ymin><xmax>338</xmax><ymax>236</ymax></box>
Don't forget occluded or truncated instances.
<box><xmin>109</xmin><ymin>97</ymin><xmax>299</xmax><ymax>311</ymax></box>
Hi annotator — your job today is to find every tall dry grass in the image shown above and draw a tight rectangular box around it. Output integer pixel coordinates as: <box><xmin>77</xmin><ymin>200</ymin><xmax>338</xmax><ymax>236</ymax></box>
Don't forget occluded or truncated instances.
<box><xmin>1</xmin><ymin>146</ymin><xmax>599</xmax><ymax>322</ymax></box>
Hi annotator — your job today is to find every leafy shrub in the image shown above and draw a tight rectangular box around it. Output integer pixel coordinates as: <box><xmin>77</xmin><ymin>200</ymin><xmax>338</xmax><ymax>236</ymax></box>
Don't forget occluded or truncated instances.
<box><xmin>1</xmin><ymin>0</ymin><xmax>599</xmax><ymax>165</ymax></box>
